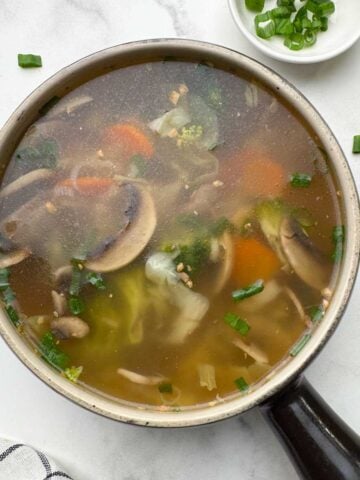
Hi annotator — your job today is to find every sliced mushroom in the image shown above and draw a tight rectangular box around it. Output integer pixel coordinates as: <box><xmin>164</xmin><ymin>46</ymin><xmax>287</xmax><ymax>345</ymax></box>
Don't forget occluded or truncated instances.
<box><xmin>51</xmin><ymin>290</ymin><xmax>67</xmax><ymax>316</ymax></box>
<box><xmin>53</xmin><ymin>266</ymin><xmax>72</xmax><ymax>293</ymax></box>
<box><xmin>0</xmin><ymin>247</ymin><xmax>30</xmax><ymax>268</ymax></box>
<box><xmin>212</xmin><ymin>232</ymin><xmax>234</xmax><ymax>294</ymax></box>
<box><xmin>233</xmin><ymin>337</ymin><xmax>269</xmax><ymax>364</ymax></box>
<box><xmin>280</xmin><ymin>217</ymin><xmax>331</xmax><ymax>291</ymax></box>
<box><xmin>51</xmin><ymin>316</ymin><xmax>89</xmax><ymax>339</ymax></box>
<box><xmin>0</xmin><ymin>169</ymin><xmax>54</xmax><ymax>199</ymax></box>
<box><xmin>117</xmin><ymin>368</ymin><xmax>165</xmax><ymax>386</ymax></box>
<box><xmin>85</xmin><ymin>185</ymin><xmax>156</xmax><ymax>273</ymax></box>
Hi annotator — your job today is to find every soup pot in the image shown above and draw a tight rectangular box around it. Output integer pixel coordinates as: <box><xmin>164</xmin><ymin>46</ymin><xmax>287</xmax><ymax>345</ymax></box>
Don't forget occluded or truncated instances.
<box><xmin>0</xmin><ymin>39</ymin><xmax>359</xmax><ymax>480</ymax></box>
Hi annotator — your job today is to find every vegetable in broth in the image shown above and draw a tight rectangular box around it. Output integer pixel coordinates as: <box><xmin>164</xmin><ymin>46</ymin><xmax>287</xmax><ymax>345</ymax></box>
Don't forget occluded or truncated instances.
<box><xmin>0</xmin><ymin>60</ymin><xmax>343</xmax><ymax>409</ymax></box>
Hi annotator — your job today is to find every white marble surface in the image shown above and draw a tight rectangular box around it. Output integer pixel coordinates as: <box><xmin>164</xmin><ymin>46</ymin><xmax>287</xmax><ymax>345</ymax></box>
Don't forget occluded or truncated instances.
<box><xmin>0</xmin><ymin>1</ymin><xmax>359</xmax><ymax>479</ymax></box>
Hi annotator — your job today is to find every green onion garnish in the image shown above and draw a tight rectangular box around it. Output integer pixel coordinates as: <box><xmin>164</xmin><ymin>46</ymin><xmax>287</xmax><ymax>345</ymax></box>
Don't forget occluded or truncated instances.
<box><xmin>5</xmin><ymin>305</ymin><xmax>20</xmax><ymax>327</ymax></box>
<box><xmin>85</xmin><ymin>272</ymin><xmax>106</xmax><ymax>290</ymax></box>
<box><xmin>39</xmin><ymin>331</ymin><xmax>70</xmax><ymax>370</ymax></box>
<box><xmin>290</xmin><ymin>333</ymin><xmax>311</xmax><ymax>356</ymax></box>
<box><xmin>232</xmin><ymin>279</ymin><xmax>264</xmax><ymax>302</ymax></box>
<box><xmin>290</xmin><ymin>172</ymin><xmax>312</xmax><ymax>187</ymax></box>
<box><xmin>284</xmin><ymin>33</ymin><xmax>305</xmax><ymax>51</ymax></box>
<box><xmin>234</xmin><ymin>377</ymin><xmax>249</xmax><ymax>392</ymax></box>
<box><xmin>224</xmin><ymin>313</ymin><xmax>250</xmax><ymax>336</ymax></box>
<box><xmin>159</xmin><ymin>382</ymin><xmax>173</xmax><ymax>394</ymax></box>
<box><xmin>245</xmin><ymin>0</ymin><xmax>265</xmax><ymax>12</ymax></box>
<box><xmin>18</xmin><ymin>54</ymin><xmax>42</xmax><ymax>68</ymax></box>
<box><xmin>255</xmin><ymin>12</ymin><xmax>276</xmax><ymax>39</ymax></box>
<box><xmin>352</xmin><ymin>136</ymin><xmax>360</xmax><ymax>154</ymax></box>
<box><xmin>331</xmin><ymin>225</ymin><xmax>345</xmax><ymax>263</ymax></box>
<box><xmin>68</xmin><ymin>296</ymin><xmax>85</xmax><ymax>315</ymax></box>
<box><xmin>0</xmin><ymin>268</ymin><xmax>10</xmax><ymax>290</ymax></box>
<box><xmin>309</xmin><ymin>305</ymin><xmax>325</xmax><ymax>325</ymax></box>
<box><xmin>69</xmin><ymin>262</ymin><xmax>82</xmax><ymax>296</ymax></box>
<box><xmin>304</xmin><ymin>29</ymin><xmax>317</xmax><ymax>47</ymax></box>
<box><xmin>270</xmin><ymin>6</ymin><xmax>293</xmax><ymax>18</ymax></box>
<box><xmin>64</xmin><ymin>366</ymin><xmax>83</xmax><ymax>383</ymax></box>
<box><xmin>275</xmin><ymin>18</ymin><xmax>294</xmax><ymax>35</ymax></box>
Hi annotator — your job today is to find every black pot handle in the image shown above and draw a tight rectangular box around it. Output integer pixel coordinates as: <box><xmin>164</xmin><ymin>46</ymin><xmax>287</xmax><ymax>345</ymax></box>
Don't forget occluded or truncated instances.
<box><xmin>260</xmin><ymin>376</ymin><xmax>360</xmax><ymax>480</ymax></box>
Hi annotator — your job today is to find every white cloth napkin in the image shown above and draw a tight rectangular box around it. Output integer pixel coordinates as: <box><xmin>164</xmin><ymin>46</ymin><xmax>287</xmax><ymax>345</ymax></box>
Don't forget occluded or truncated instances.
<box><xmin>0</xmin><ymin>439</ymin><xmax>73</xmax><ymax>480</ymax></box>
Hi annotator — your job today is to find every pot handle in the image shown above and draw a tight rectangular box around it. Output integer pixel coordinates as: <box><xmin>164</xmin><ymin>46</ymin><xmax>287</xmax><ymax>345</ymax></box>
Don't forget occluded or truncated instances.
<box><xmin>260</xmin><ymin>376</ymin><xmax>360</xmax><ymax>480</ymax></box>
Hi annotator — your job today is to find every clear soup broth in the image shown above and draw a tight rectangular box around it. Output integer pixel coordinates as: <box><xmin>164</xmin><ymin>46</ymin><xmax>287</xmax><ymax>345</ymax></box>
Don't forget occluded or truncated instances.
<box><xmin>0</xmin><ymin>60</ymin><xmax>343</xmax><ymax>409</ymax></box>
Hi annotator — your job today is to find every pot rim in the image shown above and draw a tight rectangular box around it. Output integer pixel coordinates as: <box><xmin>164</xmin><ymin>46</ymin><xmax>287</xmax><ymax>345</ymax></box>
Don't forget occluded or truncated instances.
<box><xmin>0</xmin><ymin>38</ymin><xmax>359</xmax><ymax>428</ymax></box>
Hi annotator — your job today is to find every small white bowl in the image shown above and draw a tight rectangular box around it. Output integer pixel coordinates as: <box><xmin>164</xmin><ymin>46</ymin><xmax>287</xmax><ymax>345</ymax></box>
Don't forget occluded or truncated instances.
<box><xmin>228</xmin><ymin>0</ymin><xmax>360</xmax><ymax>64</ymax></box>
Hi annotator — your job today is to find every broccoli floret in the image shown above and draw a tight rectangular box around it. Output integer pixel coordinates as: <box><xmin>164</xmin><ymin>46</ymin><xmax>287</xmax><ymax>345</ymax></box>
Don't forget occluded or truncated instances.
<box><xmin>177</xmin><ymin>124</ymin><xmax>203</xmax><ymax>147</ymax></box>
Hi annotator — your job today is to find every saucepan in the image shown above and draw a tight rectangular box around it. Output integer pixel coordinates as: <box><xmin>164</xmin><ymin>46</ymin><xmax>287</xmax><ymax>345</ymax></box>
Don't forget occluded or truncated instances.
<box><xmin>0</xmin><ymin>40</ymin><xmax>359</xmax><ymax>479</ymax></box>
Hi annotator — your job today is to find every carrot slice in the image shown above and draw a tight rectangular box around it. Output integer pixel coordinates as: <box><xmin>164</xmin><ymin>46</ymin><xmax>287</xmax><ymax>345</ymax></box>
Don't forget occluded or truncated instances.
<box><xmin>56</xmin><ymin>177</ymin><xmax>114</xmax><ymax>195</ymax></box>
<box><xmin>103</xmin><ymin>123</ymin><xmax>154</xmax><ymax>160</ymax></box>
<box><xmin>220</xmin><ymin>148</ymin><xmax>286</xmax><ymax>197</ymax></box>
<box><xmin>231</xmin><ymin>237</ymin><xmax>281</xmax><ymax>286</ymax></box>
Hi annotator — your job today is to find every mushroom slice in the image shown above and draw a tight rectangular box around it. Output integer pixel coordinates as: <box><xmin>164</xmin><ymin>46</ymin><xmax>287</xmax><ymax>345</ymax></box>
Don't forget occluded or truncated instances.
<box><xmin>117</xmin><ymin>368</ymin><xmax>165</xmax><ymax>386</ymax></box>
<box><xmin>0</xmin><ymin>169</ymin><xmax>54</xmax><ymax>199</ymax></box>
<box><xmin>45</xmin><ymin>94</ymin><xmax>93</xmax><ymax>118</ymax></box>
<box><xmin>0</xmin><ymin>247</ymin><xmax>30</xmax><ymax>268</ymax></box>
<box><xmin>280</xmin><ymin>217</ymin><xmax>331</xmax><ymax>291</ymax></box>
<box><xmin>51</xmin><ymin>290</ymin><xmax>67</xmax><ymax>316</ymax></box>
<box><xmin>233</xmin><ymin>337</ymin><xmax>269</xmax><ymax>364</ymax></box>
<box><xmin>212</xmin><ymin>232</ymin><xmax>234</xmax><ymax>294</ymax></box>
<box><xmin>85</xmin><ymin>185</ymin><xmax>156</xmax><ymax>273</ymax></box>
<box><xmin>51</xmin><ymin>316</ymin><xmax>89</xmax><ymax>339</ymax></box>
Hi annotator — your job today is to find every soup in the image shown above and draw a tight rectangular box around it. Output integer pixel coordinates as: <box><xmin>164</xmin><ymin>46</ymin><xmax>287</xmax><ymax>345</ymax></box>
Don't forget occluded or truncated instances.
<box><xmin>0</xmin><ymin>60</ymin><xmax>343</xmax><ymax>409</ymax></box>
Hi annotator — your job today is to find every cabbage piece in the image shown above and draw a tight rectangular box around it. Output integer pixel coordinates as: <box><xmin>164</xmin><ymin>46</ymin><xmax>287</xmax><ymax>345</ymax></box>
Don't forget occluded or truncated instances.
<box><xmin>198</xmin><ymin>364</ymin><xmax>217</xmax><ymax>391</ymax></box>
<box><xmin>148</xmin><ymin>107</ymin><xmax>191</xmax><ymax>137</ymax></box>
<box><xmin>187</xmin><ymin>95</ymin><xmax>219</xmax><ymax>150</ymax></box>
<box><xmin>145</xmin><ymin>252</ymin><xmax>209</xmax><ymax>343</ymax></box>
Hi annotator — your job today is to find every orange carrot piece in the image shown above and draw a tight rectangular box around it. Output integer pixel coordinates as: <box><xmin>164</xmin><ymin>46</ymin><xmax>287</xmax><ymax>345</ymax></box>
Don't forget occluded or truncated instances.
<box><xmin>240</xmin><ymin>148</ymin><xmax>286</xmax><ymax>197</ymax></box>
<box><xmin>103</xmin><ymin>123</ymin><xmax>154</xmax><ymax>160</ymax></box>
<box><xmin>56</xmin><ymin>177</ymin><xmax>114</xmax><ymax>195</ymax></box>
<box><xmin>231</xmin><ymin>237</ymin><xmax>281</xmax><ymax>286</ymax></box>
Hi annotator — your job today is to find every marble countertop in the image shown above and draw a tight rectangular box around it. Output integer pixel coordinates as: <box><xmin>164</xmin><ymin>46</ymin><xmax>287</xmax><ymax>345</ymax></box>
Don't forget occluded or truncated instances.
<box><xmin>0</xmin><ymin>1</ymin><xmax>359</xmax><ymax>479</ymax></box>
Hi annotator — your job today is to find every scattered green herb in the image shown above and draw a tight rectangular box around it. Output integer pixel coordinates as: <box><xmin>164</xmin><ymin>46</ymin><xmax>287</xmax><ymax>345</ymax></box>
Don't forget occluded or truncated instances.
<box><xmin>290</xmin><ymin>333</ymin><xmax>311</xmax><ymax>356</ymax></box>
<box><xmin>234</xmin><ymin>376</ymin><xmax>249</xmax><ymax>392</ymax></box>
<box><xmin>209</xmin><ymin>217</ymin><xmax>235</xmax><ymax>237</ymax></box>
<box><xmin>159</xmin><ymin>382</ymin><xmax>173</xmax><ymax>394</ymax></box>
<box><xmin>0</xmin><ymin>268</ymin><xmax>20</xmax><ymax>327</ymax></box>
<box><xmin>224</xmin><ymin>312</ymin><xmax>250</xmax><ymax>336</ymax></box>
<box><xmin>232</xmin><ymin>279</ymin><xmax>264</xmax><ymax>302</ymax></box>
<box><xmin>174</xmin><ymin>238</ymin><xmax>210</xmax><ymax>277</ymax></box>
<box><xmin>69</xmin><ymin>262</ymin><xmax>82</xmax><ymax>296</ymax></box>
<box><xmin>290</xmin><ymin>172</ymin><xmax>312</xmax><ymax>188</ymax></box>
<box><xmin>5</xmin><ymin>305</ymin><xmax>20</xmax><ymax>327</ymax></box>
<box><xmin>39</xmin><ymin>332</ymin><xmax>69</xmax><ymax>370</ymax></box>
<box><xmin>18</xmin><ymin>53</ymin><xmax>42</xmax><ymax>68</ymax></box>
<box><xmin>331</xmin><ymin>225</ymin><xmax>345</xmax><ymax>263</ymax></box>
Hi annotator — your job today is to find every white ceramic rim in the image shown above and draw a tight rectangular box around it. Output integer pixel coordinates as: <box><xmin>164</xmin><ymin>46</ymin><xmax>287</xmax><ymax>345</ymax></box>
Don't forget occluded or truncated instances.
<box><xmin>228</xmin><ymin>0</ymin><xmax>360</xmax><ymax>64</ymax></box>
<box><xmin>0</xmin><ymin>39</ymin><xmax>359</xmax><ymax>427</ymax></box>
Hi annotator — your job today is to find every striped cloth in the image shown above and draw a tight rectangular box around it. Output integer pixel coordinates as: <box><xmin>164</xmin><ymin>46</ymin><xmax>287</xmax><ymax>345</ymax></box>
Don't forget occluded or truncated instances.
<box><xmin>0</xmin><ymin>439</ymin><xmax>73</xmax><ymax>480</ymax></box>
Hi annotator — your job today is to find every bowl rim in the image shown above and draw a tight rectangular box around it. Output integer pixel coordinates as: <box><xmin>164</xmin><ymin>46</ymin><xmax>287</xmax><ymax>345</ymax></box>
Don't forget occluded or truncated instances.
<box><xmin>228</xmin><ymin>0</ymin><xmax>360</xmax><ymax>64</ymax></box>
<box><xmin>0</xmin><ymin>38</ymin><xmax>359</xmax><ymax>427</ymax></box>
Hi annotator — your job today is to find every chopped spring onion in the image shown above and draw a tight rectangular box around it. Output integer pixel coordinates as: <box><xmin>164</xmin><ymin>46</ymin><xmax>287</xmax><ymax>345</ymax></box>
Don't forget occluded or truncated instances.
<box><xmin>290</xmin><ymin>172</ymin><xmax>312</xmax><ymax>188</ymax></box>
<box><xmin>234</xmin><ymin>377</ymin><xmax>249</xmax><ymax>392</ymax></box>
<box><xmin>309</xmin><ymin>305</ymin><xmax>325</xmax><ymax>325</ymax></box>
<box><xmin>304</xmin><ymin>29</ymin><xmax>317</xmax><ymax>47</ymax></box>
<box><xmin>224</xmin><ymin>312</ymin><xmax>250</xmax><ymax>336</ymax></box>
<box><xmin>284</xmin><ymin>33</ymin><xmax>305</xmax><ymax>51</ymax></box>
<box><xmin>332</xmin><ymin>225</ymin><xmax>345</xmax><ymax>263</ymax></box>
<box><xmin>245</xmin><ymin>0</ymin><xmax>265</xmax><ymax>12</ymax></box>
<box><xmin>85</xmin><ymin>272</ymin><xmax>106</xmax><ymax>290</ymax></box>
<box><xmin>18</xmin><ymin>53</ymin><xmax>42</xmax><ymax>68</ymax></box>
<box><xmin>245</xmin><ymin>0</ymin><xmax>335</xmax><ymax>51</ymax></box>
<box><xmin>159</xmin><ymin>382</ymin><xmax>173</xmax><ymax>394</ymax></box>
<box><xmin>290</xmin><ymin>333</ymin><xmax>311</xmax><ymax>356</ymax></box>
<box><xmin>39</xmin><ymin>332</ymin><xmax>70</xmax><ymax>370</ymax></box>
<box><xmin>0</xmin><ymin>268</ymin><xmax>10</xmax><ymax>290</ymax></box>
<box><xmin>68</xmin><ymin>296</ymin><xmax>85</xmax><ymax>315</ymax></box>
<box><xmin>352</xmin><ymin>135</ymin><xmax>360</xmax><ymax>154</ymax></box>
<box><xmin>64</xmin><ymin>365</ymin><xmax>83</xmax><ymax>383</ymax></box>
<box><xmin>198</xmin><ymin>364</ymin><xmax>217</xmax><ymax>391</ymax></box>
<box><xmin>69</xmin><ymin>262</ymin><xmax>82</xmax><ymax>296</ymax></box>
<box><xmin>6</xmin><ymin>305</ymin><xmax>20</xmax><ymax>327</ymax></box>
<box><xmin>232</xmin><ymin>279</ymin><xmax>264</xmax><ymax>302</ymax></box>
<box><xmin>255</xmin><ymin>13</ymin><xmax>276</xmax><ymax>39</ymax></box>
